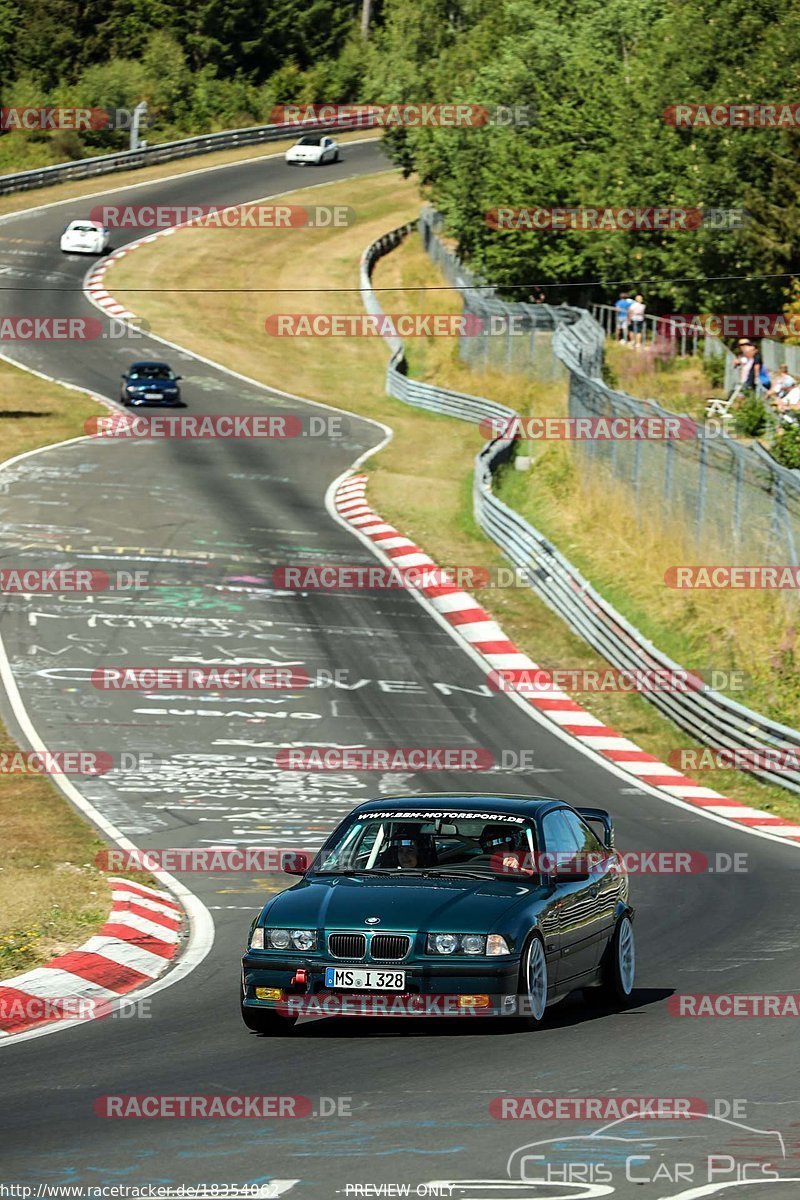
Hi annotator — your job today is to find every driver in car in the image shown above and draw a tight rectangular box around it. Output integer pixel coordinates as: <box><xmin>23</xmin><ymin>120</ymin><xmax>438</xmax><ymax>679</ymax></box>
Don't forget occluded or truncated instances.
<box><xmin>478</xmin><ymin>825</ymin><xmax>534</xmax><ymax>876</ymax></box>
<box><xmin>379</xmin><ymin>826</ymin><xmax>436</xmax><ymax>869</ymax></box>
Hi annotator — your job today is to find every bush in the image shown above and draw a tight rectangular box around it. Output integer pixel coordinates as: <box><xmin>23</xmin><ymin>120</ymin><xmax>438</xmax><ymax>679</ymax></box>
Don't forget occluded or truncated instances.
<box><xmin>770</xmin><ymin>424</ymin><xmax>800</xmax><ymax>469</ymax></box>
<box><xmin>733</xmin><ymin>393</ymin><xmax>767</xmax><ymax>437</ymax></box>
<box><xmin>702</xmin><ymin>352</ymin><xmax>726</xmax><ymax>390</ymax></box>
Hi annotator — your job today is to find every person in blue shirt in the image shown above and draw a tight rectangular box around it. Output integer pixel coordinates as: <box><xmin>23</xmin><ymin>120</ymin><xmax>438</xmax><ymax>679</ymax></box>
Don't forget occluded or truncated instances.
<box><xmin>614</xmin><ymin>291</ymin><xmax>633</xmax><ymax>343</ymax></box>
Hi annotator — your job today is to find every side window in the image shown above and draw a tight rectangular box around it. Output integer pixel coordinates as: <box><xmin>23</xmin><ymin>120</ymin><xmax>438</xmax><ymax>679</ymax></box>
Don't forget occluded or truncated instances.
<box><xmin>542</xmin><ymin>810</ymin><xmax>581</xmax><ymax>856</ymax></box>
<box><xmin>561</xmin><ymin>812</ymin><xmax>605</xmax><ymax>856</ymax></box>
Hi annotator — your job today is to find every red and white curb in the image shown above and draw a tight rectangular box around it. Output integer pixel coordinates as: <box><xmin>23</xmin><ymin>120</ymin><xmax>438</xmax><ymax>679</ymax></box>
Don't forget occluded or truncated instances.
<box><xmin>85</xmin><ymin>231</ymin><xmax>181</xmax><ymax>321</ymax></box>
<box><xmin>0</xmin><ymin>877</ymin><xmax>184</xmax><ymax>1037</ymax></box>
<box><xmin>334</xmin><ymin>473</ymin><xmax>800</xmax><ymax>844</ymax></box>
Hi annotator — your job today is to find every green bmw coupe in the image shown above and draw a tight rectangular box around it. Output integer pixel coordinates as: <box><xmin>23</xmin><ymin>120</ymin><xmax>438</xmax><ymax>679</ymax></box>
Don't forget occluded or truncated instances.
<box><xmin>240</xmin><ymin>794</ymin><xmax>635</xmax><ymax>1034</ymax></box>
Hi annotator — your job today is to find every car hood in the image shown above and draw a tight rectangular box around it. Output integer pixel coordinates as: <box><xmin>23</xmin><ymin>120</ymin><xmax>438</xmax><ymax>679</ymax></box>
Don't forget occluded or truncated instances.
<box><xmin>262</xmin><ymin>873</ymin><xmax>543</xmax><ymax>932</ymax></box>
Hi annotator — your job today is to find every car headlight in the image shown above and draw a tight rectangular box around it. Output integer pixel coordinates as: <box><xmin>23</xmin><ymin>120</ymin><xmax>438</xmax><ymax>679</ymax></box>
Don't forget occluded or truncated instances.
<box><xmin>264</xmin><ymin>928</ymin><xmax>316</xmax><ymax>951</ymax></box>
<box><xmin>267</xmin><ymin>929</ymin><xmax>291</xmax><ymax>949</ymax></box>
<box><xmin>250</xmin><ymin>927</ymin><xmax>265</xmax><ymax>949</ymax></box>
<box><xmin>291</xmin><ymin>929</ymin><xmax>316</xmax><ymax>951</ymax></box>
<box><xmin>426</xmin><ymin>933</ymin><xmax>487</xmax><ymax>955</ymax></box>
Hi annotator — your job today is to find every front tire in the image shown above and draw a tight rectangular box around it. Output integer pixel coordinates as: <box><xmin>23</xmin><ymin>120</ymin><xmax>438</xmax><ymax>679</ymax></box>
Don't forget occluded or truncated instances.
<box><xmin>515</xmin><ymin>933</ymin><xmax>548</xmax><ymax>1028</ymax></box>
<box><xmin>591</xmin><ymin>914</ymin><xmax>635</xmax><ymax>1007</ymax></box>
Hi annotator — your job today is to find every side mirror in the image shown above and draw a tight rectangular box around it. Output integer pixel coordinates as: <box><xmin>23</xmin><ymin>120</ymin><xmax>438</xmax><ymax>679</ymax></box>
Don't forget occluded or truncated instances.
<box><xmin>555</xmin><ymin>867</ymin><xmax>590</xmax><ymax>883</ymax></box>
<box><xmin>280</xmin><ymin>850</ymin><xmax>311</xmax><ymax>875</ymax></box>
<box><xmin>175</xmin><ymin>375</ymin><xmax>182</xmax><ymax>381</ymax></box>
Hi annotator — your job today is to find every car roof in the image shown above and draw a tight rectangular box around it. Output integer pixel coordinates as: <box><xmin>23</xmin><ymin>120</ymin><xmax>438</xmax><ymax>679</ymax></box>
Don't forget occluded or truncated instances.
<box><xmin>68</xmin><ymin>219</ymin><xmax>102</xmax><ymax>227</ymax></box>
<box><xmin>350</xmin><ymin>793</ymin><xmax>567</xmax><ymax>818</ymax></box>
<box><xmin>128</xmin><ymin>361</ymin><xmax>172</xmax><ymax>369</ymax></box>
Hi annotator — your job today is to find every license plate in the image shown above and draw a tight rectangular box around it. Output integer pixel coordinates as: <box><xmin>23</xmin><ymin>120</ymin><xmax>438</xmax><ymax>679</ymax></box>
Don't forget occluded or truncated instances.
<box><xmin>324</xmin><ymin>967</ymin><xmax>406</xmax><ymax>990</ymax></box>
<box><xmin>144</xmin><ymin>392</ymin><xmax>163</xmax><ymax>399</ymax></box>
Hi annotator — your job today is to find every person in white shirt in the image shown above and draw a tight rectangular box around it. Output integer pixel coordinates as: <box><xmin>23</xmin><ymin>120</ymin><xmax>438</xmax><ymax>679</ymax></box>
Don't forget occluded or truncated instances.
<box><xmin>628</xmin><ymin>294</ymin><xmax>646</xmax><ymax>349</ymax></box>
<box><xmin>769</xmin><ymin>363</ymin><xmax>796</xmax><ymax>403</ymax></box>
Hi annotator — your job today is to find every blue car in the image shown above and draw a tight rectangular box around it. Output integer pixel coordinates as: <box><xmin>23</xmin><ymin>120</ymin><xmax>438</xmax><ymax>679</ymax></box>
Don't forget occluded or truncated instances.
<box><xmin>240</xmin><ymin>794</ymin><xmax>635</xmax><ymax>1035</ymax></box>
<box><xmin>120</xmin><ymin>361</ymin><xmax>183</xmax><ymax>406</ymax></box>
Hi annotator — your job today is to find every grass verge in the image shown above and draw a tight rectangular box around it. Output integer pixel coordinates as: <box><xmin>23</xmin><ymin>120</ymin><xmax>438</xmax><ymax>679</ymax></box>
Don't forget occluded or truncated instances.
<box><xmin>107</xmin><ymin>170</ymin><xmax>800</xmax><ymax>823</ymax></box>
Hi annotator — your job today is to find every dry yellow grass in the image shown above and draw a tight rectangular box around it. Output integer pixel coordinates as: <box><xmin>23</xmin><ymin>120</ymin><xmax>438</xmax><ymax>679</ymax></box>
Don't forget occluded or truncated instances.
<box><xmin>0</xmin><ymin>355</ymin><xmax>100</xmax><ymax>458</ymax></box>
<box><xmin>106</xmin><ymin>172</ymin><xmax>800</xmax><ymax>821</ymax></box>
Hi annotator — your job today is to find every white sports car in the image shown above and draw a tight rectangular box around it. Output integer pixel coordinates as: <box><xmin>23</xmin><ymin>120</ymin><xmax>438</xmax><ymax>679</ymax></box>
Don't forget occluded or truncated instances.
<box><xmin>284</xmin><ymin>134</ymin><xmax>340</xmax><ymax>166</ymax></box>
<box><xmin>60</xmin><ymin>219</ymin><xmax>110</xmax><ymax>255</ymax></box>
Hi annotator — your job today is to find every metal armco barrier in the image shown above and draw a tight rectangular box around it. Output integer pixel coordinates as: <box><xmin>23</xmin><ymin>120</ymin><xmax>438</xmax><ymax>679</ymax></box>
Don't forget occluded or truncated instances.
<box><xmin>361</xmin><ymin>218</ymin><xmax>800</xmax><ymax>794</ymax></box>
<box><xmin>0</xmin><ymin>115</ymin><xmax>377</xmax><ymax>196</ymax></box>
<box><xmin>360</xmin><ymin>226</ymin><xmax>517</xmax><ymax>426</ymax></box>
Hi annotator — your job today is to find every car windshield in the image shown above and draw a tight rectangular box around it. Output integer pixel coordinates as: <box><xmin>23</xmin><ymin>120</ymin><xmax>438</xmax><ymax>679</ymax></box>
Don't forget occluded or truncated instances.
<box><xmin>298</xmin><ymin>136</ymin><xmax>323</xmax><ymax>146</ymax></box>
<box><xmin>70</xmin><ymin>223</ymin><xmax>99</xmax><ymax>233</ymax></box>
<box><xmin>129</xmin><ymin>365</ymin><xmax>174</xmax><ymax>380</ymax></box>
<box><xmin>314</xmin><ymin>812</ymin><xmax>539</xmax><ymax>879</ymax></box>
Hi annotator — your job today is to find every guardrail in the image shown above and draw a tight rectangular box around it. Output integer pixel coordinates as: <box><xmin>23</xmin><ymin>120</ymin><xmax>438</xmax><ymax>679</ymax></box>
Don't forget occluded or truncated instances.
<box><xmin>360</xmin><ymin>226</ymin><xmax>517</xmax><ymax>426</ymax></box>
<box><xmin>0</xmin><ymin>114</ymin><xmax>376</xmax><ymax>196</ymax></box>
<box><xmin>361</xmin><ymin>219</ymin><xmax>800</xmax><ymax>794</ymax></box>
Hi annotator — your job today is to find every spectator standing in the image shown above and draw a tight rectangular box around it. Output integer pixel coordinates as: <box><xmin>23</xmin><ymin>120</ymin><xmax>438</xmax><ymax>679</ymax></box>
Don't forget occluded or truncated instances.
<box><xmin>736</xmin><ymin>341</ymin><xmax>763</xmax><ymax>393</ymax></box>
<box><xmin>628</xmin><ymin>294</ymin><xmax>646</xmax><ymax>350</ymax></box>
<box><xmin>614</xmin><ymin>290</ymin><xmax>633</xmax><ymax>342</ymax></box>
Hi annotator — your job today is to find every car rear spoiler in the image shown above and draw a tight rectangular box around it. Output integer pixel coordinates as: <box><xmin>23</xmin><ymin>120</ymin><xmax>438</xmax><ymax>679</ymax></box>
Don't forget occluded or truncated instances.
<box><xmin>576</xmin><ymin>807</ymin><xmax>615</xmax><ymax>849</ymax></box>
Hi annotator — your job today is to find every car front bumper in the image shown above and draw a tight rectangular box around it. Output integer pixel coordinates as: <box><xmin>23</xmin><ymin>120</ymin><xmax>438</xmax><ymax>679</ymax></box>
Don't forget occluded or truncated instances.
<box><xmin>242</xmin><ymin>954</ymin><xmax>521</xmax><ymax>1017</ymax></box>
<box><xmin>125</xmin><ymin>393</ymin><xmax>182</xmax><ymax>406</ymax></box>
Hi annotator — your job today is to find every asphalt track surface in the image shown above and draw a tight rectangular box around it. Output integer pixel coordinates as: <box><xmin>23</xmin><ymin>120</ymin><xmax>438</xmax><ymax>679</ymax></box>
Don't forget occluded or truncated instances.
<box><xmin>0</xmin><ymin>140</ymin><xmax>800</xmax><ymax>1200</ymax></box>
